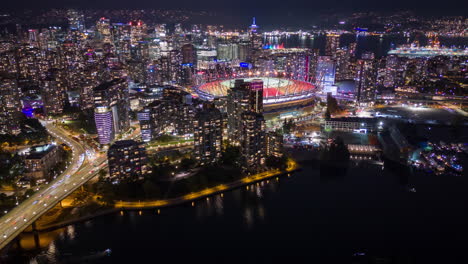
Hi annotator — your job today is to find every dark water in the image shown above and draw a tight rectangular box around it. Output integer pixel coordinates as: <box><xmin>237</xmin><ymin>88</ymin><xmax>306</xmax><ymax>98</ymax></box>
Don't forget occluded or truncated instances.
<box><xmin>5</xmin><ymin>160</ymin><xmax>468</xmax><ymax>263</ymax></box>
<box><xmin>263</xmin><ymin>34</ymin><xmax>468</xmax><ymax>58</ymax></box>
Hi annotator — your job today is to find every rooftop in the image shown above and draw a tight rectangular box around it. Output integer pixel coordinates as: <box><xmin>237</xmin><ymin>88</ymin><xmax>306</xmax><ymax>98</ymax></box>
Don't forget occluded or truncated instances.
<box><xmin>25</xmin><ymin>144</ymin><xmax>57</xmax><ymax>159</ymax></box>
<box><xmin>94</xmin><ymin>78</ymin><xmax>126</xmax><ymax>91</ymax></box>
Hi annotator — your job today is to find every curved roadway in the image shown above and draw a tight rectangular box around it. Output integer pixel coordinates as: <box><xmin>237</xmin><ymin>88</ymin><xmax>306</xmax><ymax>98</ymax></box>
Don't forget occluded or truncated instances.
<box><xmin>0</xmin><ymin>122</ymin><xmax>107</xmax><ymax>250</ymax></box>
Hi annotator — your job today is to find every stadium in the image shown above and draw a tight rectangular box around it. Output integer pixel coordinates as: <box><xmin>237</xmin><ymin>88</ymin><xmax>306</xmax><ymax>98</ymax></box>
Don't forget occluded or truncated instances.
<box><xmin>194</xmin><ymin>77</ymin><xmax>316</xmax><ymax>107</ymax></box>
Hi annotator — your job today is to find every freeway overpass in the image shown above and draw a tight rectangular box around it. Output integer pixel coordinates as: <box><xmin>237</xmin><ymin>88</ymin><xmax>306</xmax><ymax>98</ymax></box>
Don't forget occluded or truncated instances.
<box><xmin>0</xmin><ymin>122</ymin><xmax>108</xmax><ymax>251</ymax></box>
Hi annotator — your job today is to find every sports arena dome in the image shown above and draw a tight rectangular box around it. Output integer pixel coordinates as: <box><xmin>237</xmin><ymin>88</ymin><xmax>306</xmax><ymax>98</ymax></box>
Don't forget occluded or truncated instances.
<box><xmin>194</xmin><ymin>77</ymin><xmax>316</xmax><ymax>105</ymax></box>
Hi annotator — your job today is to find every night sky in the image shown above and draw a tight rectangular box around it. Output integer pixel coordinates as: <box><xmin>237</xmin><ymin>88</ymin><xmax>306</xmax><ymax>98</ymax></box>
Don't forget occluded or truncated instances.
<box><xmin>2</xmin><ymin>0</ymin><xmax>467</xmax><ymax>16</ymax></box>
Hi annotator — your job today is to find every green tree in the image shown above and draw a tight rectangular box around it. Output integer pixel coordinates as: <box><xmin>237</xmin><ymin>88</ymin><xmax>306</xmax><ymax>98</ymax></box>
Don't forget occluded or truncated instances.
<box><xmin>143</xmin><ymin>180</ymin><xmax>160</xmax><ymax>199</ymax></box>
<box><xmin>220</xmin><ymin>146</ymin><xmax>241</xmax><ymax>166</ymax></box>
<box><xmin>326</xmin><ymin>93</ymin><xmax>340</xmax><ymax>114</ymax></box>
<box><xmin>180</xmin><ymin>157</ymin><xmax>196</xmax><ymax>170</ymax></box>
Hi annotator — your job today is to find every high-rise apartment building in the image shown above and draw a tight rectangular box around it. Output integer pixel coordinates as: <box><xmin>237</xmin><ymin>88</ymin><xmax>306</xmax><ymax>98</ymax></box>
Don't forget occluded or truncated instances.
<box><xmin>93</xmin><ymin>78</ymin><xmax>129</xmax><ymax>145</ymax></box>
<box><xmin>356</xmin><ymin>59</ymin><xmax>377</xmax><ymax>103</ymax></box>
<box><xmin>266</xmin><ymin>132</ymin><xmax>284</xmax><ymax>158</ymax></box>
<box><xmin>0</xmin><ymin>74</ymin><xmax>21</xmax><ymax>135</ymax></box>
<box><xmin>325</xmin><ymin>33</ymin><xmax>340</xmax><ymax>57</ymax></box>
<box><xmin>108</xmin><ymin>140</ymin><xmax>148</xmax><ymax>180</ymax></box>
<box><xmin>240</xmin><ymin>111</ymin><xmax>266</xmax><ymax>171</ymax></box>
<box><xmin>42</xmin><ymin>68</ymin><xmax>66</xmax><ymax>116</ymax></box>
<box><xmin>193</xmin><ymin>107</ymin><xmax>223</xmax><ymax>165</ymax></box>
<box><xmin>226</xmin><ymin>79</ymin><xmax>263</xmax><ymax>145</ymax></box>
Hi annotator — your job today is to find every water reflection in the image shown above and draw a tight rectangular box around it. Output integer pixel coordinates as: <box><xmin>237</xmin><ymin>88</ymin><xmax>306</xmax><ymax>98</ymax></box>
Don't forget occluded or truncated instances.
<box><xmin>195</xmin><ymin>193</ymin><xmax>225</xmax><ymax>220</ymax></box>
<box><xmin>319</xmin><ymin>161</ymin><xmax>348</xmax><ymax>182</ymax></box>
<box><xmin>66</xmin><ymin>225</ymin><xmax>75</xmax><ymax>241</ymax></box>
<box><xmin>262</xmin><ymin>33</ymin><xmax>466</xmax><ymax>58</ymax></box>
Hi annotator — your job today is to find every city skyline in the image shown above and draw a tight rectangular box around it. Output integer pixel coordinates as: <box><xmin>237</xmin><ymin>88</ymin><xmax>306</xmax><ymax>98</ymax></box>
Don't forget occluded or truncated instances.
<box><xmin>0</xmin><ymin>6</ymin><xmax>466</xmax><ymax>263</ymax></box>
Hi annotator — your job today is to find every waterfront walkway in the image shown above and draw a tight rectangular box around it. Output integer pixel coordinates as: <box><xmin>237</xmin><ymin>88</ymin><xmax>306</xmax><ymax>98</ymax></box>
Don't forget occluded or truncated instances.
<box><xmin>115</xmin><ymin>160</ymin><xmax>299</xmax><ymax>209</ymax></box>
<box><xmin>33</xmin><ymin>160</ymin><xmax>299</xmax><ymax>232</ymax></box>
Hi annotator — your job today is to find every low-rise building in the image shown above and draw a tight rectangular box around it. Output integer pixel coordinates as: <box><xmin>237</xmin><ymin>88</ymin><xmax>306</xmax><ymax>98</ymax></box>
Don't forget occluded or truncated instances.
<box><xmin>323</xmin><ymin>117</ymin><xmax>381</xmax><ymax>133</ymax></box>
<box><xmin>24</xmin><ymin>144</ymin><xmax>61</xmax><ymax>179</ymax></box>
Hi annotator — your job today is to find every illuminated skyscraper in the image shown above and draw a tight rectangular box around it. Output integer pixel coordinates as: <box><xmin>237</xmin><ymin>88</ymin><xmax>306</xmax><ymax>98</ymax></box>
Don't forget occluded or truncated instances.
<box><xmin>137</xmin><ymin>89</ymin><xmax>194</xmax><ymax>141</ymax></box>
<box><xmin>316</xmin><ymin>56</ymin><xmax>336</xmax><ymax>89</ymax></box>
<box><xmin>108</xmin><ymin>140</ymin><xmax>148</xmax><ymax>180</ymax></box>
<box><xmin>248</xmin><ymin>79</ymin><xmax>264</xmax><ymax>113</ymax></box>
<box><xmin>226</xmin><ymin>79</ymin><xmax>264</xmax><ymax>145</ymax></box>
<box><xmin>0</xmin><ymin>74</ymin><xmax>21</xmax><ymax>135</ymax></box>
<box><xmin>96</xmin><ymin>17</ymin><xmax>112</xmax><ymax>43</ymax></box>
<box><xmin>266</xmin><ymin>132</ymin><xmax>284</xmax><ymax>158</ymax></box>
<box><xmin>194</xmin><ymin>106</ymin><xmax>223</xmax><ymax>165</ymax></box>
<box><xmin>93</xmin><ymin>78</ymin><xmax>130</xmax><ymax>145</ymax></box>
<box><xmin>356</xmin><ymin>59</ymin><xmax>377</xmax><ymax>103</ymax></box>
<box><xmin>42</xmin><ymin>69</ymin><xmax>66</xmax><ymax>116</ymax></box>
<box><xmin>67</xmin><ymin>9</ymin><xmax>85</xmax><ymax>31</ymax></box>
<box><xmin>181</xmin><ymin>44</ymin><xmax>197</xmax><ymax>65</ymax></box>
<box><xmin>129</xmin><ymin>20</ymin><xmax>147</xmax><ymax>45</ymax></box>
<box><xmin>28</xmin><ymin>29</ymin><xmax>39</xmax><ymax>47</ymax></box>
<box><xmin>325</xmin><ymin>33</ymin><xmax>340</xmax><ymax>57</ymax></box>
<box><xmin>240</xmin><ymin>111</ymin><xmax>266</xmax><ymax>171</ymax></box>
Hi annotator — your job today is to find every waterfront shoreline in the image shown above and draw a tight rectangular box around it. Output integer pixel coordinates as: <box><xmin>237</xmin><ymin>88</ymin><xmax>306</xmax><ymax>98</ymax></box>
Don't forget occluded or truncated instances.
<box><xmin>27</xmin><ymin>160</ymin><xmax>299</xmax><ymax>232</ymax></box>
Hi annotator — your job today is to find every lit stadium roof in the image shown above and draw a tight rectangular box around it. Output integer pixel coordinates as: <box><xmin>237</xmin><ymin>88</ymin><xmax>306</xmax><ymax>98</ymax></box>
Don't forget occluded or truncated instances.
<box><xmin>195</xmin><ymin>77</ymin><xmax>316</xmax><ymax>105</ymax></box>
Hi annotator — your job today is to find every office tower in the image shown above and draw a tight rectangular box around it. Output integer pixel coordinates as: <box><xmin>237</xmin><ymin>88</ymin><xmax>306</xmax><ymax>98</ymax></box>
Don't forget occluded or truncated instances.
<box><xmin>129</xmin><ymin>20</ymin><xmax>147</xmax><ymax>45</ymax></box>
<box><xmin>93</xmin><ymin>78</ymin><xmax>129</xmax><ymax>145</ymax></box>
<box><xmin>266</xmin><ymin>132</ymin><xmax>284</xmax><ymax>158</ymax></box>
<box><xmin>181</xmin><ymin>44</ymin><xmax>196</xmax><ymax>85</ymax></box>
<box><xmin>193</xmin><ymin>107</ymin><xmax>223</xmax><ymax>165</ymax></box>
<box><xmin>196</xmin><ymin>48</ymin><xmax>217</xmax><ymax>70</ymax></box>
<box><xmin>108</xmin><ymin>140</ymin><xmax>148</xmax><ymax>179</ymax></box>
<box><xmin>238</xmin><ymin>41</ymin><xmax>251</xmax><ymax>62</ymax></box>
<box><xmin>181</xmin><ymin>43</ymin><xmax>197</xmax><ymax>65</ymax></box>
<box><xmin>96</xmin><ymin>17</ymin><xmax>112</xmax><ymax>43</ymax></box>
<box><xmin>240</xmin><ymin>111</ymin><xmax>266</xmax><ymax>171</ymax></box>
<box><xmin>217</xmin><ymin>43</ymin><xmax>239</xmax><ymax>61</ymax></box>
<box><xmin>316</xmin><ymin>56</ymin><xmax>336</xmax><ymax>89</ymax></box>
<box><xmin>0</xmin><ymin>74</ymin><xmax>21</xmax><ymax>135</ymax></box>
<box><xmin>28</xmin><ymin>29</ymin><xmax>39</xmax><ymax>47</ymax></box>
<box><xmin>325</xmin><ymin>33</ymin><xmax>340</xmax><ymax>57</ymax></box>
<box><xmin>356</xmin><ymin>59</ymin><xmax>377</xmax><ymax>103</ymax></box>
<box><xmin>180</xmin><ymin>63</ymin><xmax>194</xmax><ymax>86</ymax></box>
<box><xmin>335</xmin><ymin>48</ymin><xmax>351</xmax><ymax>81</ymax></box>
<box><xmin>42</xmin><ymin>69</ymin><xmax>66</xmax><ymax>116</ymax></box>
<box><xmin>174</xmin><ymin>23</ymin><xmax>184</xmax><ymax>47</ymax></box>
<box><xmin>67</xmin><ymin>9</ymin><xmax>85</xmax><ymax>31</ymax></box>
